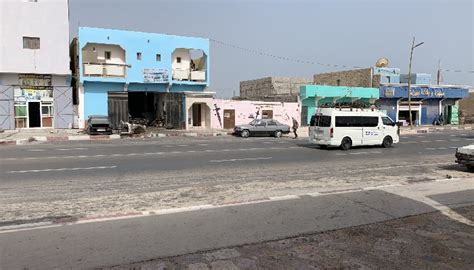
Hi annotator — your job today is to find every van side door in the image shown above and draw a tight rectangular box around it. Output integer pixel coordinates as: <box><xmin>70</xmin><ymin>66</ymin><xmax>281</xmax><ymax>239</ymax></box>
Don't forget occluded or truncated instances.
<box><xmin>362</xmin><ymin>116</ymin><xmax>382</xmax><ymax>145</ymax></box>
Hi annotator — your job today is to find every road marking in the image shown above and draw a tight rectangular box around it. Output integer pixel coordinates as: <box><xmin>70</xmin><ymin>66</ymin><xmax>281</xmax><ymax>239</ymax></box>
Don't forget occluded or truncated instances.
<box><xmin>421</xmin><ymin>140</ymin><xmax>431</xmax><ymax>143</ymax></box>
<box><xmin>56</xmin><ymin>148</ymin><xmax>88</xmax><ymax>151</ymax></box>
<box><xmin>335</xmin><ymin>153</ymin><xmax>347</xmax><ymax>156</ymax></box>
<box><xmin>177</xmin><ymin>144</ymin><xmax>188</xmax><ymax>147</ymax></box>
<box><xmin>27</xmin><ymin>149</ymin><xmax>45</xmax><ymax>152</ymax></box>
<box><xmin>437</xmin><ymin>147</ymin><xmax>448</xmax><ymax>150</ymax></box>
<box><xmin>349</xmin><ymin>152</ymin><xmax>368</xmax><ymax>155</ymax></box>
<box><xmin>209</xmin><ymin>157</ymin><xmax>272</xmax><ymax>163</ymax></box>
<box><xmin>400</xmin><ymin>141</ymin><xmax>417</xmax><ymax>144</ymax></box>
<box><xmin>7</xmin><ymin>166</ymin><xmax>117</xmax><ymax>174</ymax></box>
<box><xmin>435</xmin><ymin>139</ymin><xmax>446</xmax><ymax>142</ymax></box>
<box><xmin>198</xmin><ymin>144</ymin><xmax>209</xmax><ymax>146</ymax></box>
<box><xmin>426</xmin><ymin>148</ymin><xmax>436</xmax><ymax>151</ymax></box>
<box><xmin>449</xmin><ymin>139</ymin><xmax>460</xmax><ymax>142</ymax></box>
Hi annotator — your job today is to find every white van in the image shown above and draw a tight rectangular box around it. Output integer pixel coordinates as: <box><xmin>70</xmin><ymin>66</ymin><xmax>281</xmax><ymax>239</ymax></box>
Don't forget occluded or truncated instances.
<box><xmin>309</xmin><ymin>108</ymin><xmax>400</xmax><ymax>150</ymax></box>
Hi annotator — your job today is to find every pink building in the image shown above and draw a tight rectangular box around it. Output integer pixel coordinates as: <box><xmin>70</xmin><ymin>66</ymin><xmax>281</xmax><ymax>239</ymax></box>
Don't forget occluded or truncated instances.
<box><xmin>212</xmin><ymin>99</ymin><xmax>300</xmax><ymax>130</ymax></box>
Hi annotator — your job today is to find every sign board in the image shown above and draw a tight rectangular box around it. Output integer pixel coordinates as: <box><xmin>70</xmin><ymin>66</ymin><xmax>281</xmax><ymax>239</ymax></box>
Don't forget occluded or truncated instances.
<box><xmin>14</xmin><ymin>88</ymin><xmax>53</xmax><ymax>102</ymax></box>
<box><xmin>143</xmin><ymin>69</ymin><xmax>169</xmax><ymax>83</ymax></box>
<box><xmin>18</xmin><ymin>74</ymin><xmax>53</xmax><ymax>90</ymax></box>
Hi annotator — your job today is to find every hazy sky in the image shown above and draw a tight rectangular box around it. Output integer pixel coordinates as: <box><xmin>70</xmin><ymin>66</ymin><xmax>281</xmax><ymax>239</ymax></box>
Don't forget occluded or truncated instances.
<box><xmin>69</xmin><ymin>0</ymin><xmax>473</xmax><ymax>97</ymax></box>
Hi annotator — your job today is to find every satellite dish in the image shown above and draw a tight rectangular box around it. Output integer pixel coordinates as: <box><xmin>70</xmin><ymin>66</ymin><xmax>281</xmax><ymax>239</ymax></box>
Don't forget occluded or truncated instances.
<box><xmin>375</xmin><ymin>58</ymin><xmax>389</xmax><ymax>67</ymax></box>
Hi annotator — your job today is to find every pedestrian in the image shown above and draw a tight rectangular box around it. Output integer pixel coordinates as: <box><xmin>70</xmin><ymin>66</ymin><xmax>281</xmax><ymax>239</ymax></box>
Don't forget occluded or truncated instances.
<box><xmin>292</xmin><ymin>117</ymin><xmax>299</xmax><ymax>139</ymax></box>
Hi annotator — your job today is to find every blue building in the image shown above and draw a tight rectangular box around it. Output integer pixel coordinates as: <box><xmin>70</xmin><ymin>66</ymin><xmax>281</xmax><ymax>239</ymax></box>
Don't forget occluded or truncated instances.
<box><xmin>313</xmin><ymin>67</ymin><xmax>470</xmax><ymax>125</ymax></box>
<box><xmin>72</xmin><ymin>27</ymin><xmax>212</xmax><ymax>129</ymax></box>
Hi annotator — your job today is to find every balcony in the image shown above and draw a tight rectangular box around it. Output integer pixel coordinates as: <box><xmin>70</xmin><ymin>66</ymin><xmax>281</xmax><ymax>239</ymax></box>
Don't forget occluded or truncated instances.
<box><xmin>172</xmin><ymin>69</ymin><xmax>206</xmax><ymax>82</ymax></box>
<box><xmin>83</xmin><ymin>63</ymin><xmax>127</xmax><ymax>78</ymax></box>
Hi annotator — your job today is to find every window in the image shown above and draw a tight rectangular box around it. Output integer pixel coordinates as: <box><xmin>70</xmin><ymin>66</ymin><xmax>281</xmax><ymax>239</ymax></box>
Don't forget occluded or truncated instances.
<box><xmin>312</xmin><ymin>115</ymin><xmax>331</xmax><ymax>127</ymax></box>
<box><xmin>382</xmin><ymin>117</ymin><xmax>394</xmax><ymax>126</ymax></box>
<box><xmin>137</xmin><ymin>52</ymin><xmax>142</xmax><ymax>60</ymax></box>
<box><xmin>23</xmin><ymin>37</ymin><xmax>40</xmax><ymax>49</ymax></box>
<box><xmin>14</xmin><ymin>104</ymin><xmax>27</xmax><ymax>128</ymax></box>
<box><xmin>177</xmin><ymin>57</ymin><xmax>181</xmax><ymax>63</ymax></box>
<box><xmin>105</xmin><ymin>51</ymin><xmax>111</xmax><ymax>60</ymax></box>
<box><xmin>267</xmin><ymin>120</ymin><xmax>277</xmax><ymax>126</ymax></box>
<box><xmin>255</xmin><ymin>120</ymin><xmax>266</xmax><ymax>127</ymax></box>
<box><xmin>156</xmin><ymin>54</ymin><xmax>161</xmax><ymax>61</ymax></box>
<box><xmin>41</xmin><ymin>103</ymin><xmax>54</xmax><ymax>117</ymax></box>
<box><xmin>335</xmin><ymin>116</ymin><xmax>379</xmax><ymax>127</ymax></box>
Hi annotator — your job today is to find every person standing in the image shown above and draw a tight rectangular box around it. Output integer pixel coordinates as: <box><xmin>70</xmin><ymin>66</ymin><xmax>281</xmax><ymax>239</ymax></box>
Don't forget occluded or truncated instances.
<box><xmin>292</xmin><ymin>117</ymin><xmax>299</xmax><ymax>139</ymax></box>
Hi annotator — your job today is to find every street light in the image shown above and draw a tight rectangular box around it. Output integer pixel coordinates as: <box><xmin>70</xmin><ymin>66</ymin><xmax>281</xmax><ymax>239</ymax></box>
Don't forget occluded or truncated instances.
<box><xmin>407</xmin><ymin>37</ymin><xmax>424</xmax><ymax>129</ymax></box>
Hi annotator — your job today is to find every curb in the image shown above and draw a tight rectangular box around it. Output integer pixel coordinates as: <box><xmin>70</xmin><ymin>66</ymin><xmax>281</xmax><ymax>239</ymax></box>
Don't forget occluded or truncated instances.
<box><xmin>400</xmin><ymin>125</ymin><xmax>474</xmax><ymax>135</ymax></box>
<box><xmin>0</xmin><ymin>134</ymin><xmax>121</xmax><ymax>146</ymax></box>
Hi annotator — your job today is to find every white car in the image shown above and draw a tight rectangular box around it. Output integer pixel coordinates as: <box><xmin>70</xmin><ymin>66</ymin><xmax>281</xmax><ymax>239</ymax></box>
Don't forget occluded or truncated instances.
<box><xmin>309</xmin><ymin>108</ymin><xmax>400</xmax><ymax>150</ymax></box>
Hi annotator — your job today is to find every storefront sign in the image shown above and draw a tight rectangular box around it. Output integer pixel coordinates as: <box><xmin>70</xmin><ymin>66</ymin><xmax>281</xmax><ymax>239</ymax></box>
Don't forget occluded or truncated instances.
<box><xmin>18</xmin><ymin>74</ymin><xmax>53</xmax><ymax>90</ymax></box>
<box><xmin>14</xmin><ymin>88</ymin><xmax>53</xmax><ymax>102</ymax></box>
<box><xmin>373</xmin><ymin>67</ymin><xmax>400</xmax><ymax>76</ymax></box>
<box><xmin>410</xmin><ymin>88</ymin><xmax>445</xmax><ymax>98</ymax></box>
<box><xmin>143</xmin><ymin>69</ymin><xmax>169</xmax><ymax>83</ymax></box>
<box><xmin>384</xmin><ymin>88</ymin><xmax>395</xmax><ymax>98</ymax></box>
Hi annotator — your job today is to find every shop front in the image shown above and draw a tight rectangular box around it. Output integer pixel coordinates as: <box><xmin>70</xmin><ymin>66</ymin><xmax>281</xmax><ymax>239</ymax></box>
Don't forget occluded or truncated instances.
<box><xmin>377</xmin><ymin>85</ymin><xmax>469</xmax><ymax>126</ymax></box>
<box><xmin>299</xmin><ymin>85</ymin><xmax>380</xmax><ymax>125</ymax></box>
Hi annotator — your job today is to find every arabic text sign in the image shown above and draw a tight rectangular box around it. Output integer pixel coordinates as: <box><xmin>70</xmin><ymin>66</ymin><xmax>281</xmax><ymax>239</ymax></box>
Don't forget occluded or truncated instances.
<box><xmin>143</xmin><ymin>69</ymin><xmax>169</xmax><ymax>83</ymax></box>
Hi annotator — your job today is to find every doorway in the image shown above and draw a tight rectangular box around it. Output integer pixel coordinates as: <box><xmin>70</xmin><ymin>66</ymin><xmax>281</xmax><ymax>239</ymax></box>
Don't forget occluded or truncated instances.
<box><xmin>28</xmin><ymin>101</ymin><xmax>41</xmax><ymax>128</ymax></box>
<box><xmin>192</xmin><ymin>103</ymin><xmax>202</xmax><ymax>126</ymax></box>
<box><xmin>262</xmin><ymin>110</ymin><xmax>273</xmax><ymax>119</ymax></box>
<box><xmin>223</xmin><ymin>109</ymin><xmax>235</xmax><ymax>129</ymax></box>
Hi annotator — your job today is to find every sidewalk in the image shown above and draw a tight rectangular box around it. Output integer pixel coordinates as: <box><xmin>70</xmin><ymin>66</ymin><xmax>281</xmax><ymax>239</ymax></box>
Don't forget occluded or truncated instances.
<box><xmin>399</xmin><ymin>124</ymin><xmax>474</xmax><ymax>135</ymax></box>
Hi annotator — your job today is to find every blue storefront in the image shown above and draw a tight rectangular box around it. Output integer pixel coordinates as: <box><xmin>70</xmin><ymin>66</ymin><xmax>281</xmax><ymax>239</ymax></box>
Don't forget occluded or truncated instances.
<box><xmin>377</xmin><ymin>85</ymin><xmax>469</xmax><ymax>125</ymax></box>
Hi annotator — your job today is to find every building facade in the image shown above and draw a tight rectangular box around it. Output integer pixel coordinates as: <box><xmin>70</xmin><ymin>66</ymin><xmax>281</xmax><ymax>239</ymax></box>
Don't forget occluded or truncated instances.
<box><xmin>313</xmin><ymin>67</ymin><xmax>469</xmax><ymax>125</ymax></box>
<box><xmin>239</xmin><ymin>77</ymin><xmax>312</xmax><ymax>102</ymax></box>
<box><xmin>212</xmin><ymin>99</ymin><xmax>300</xmax><ymax>130</ymax></box>
<box><xmin>0</xmin><ymin>0</ymin><xmax>72</xmax><ymax>130</ymax></box>
<box><xmin>299</xmin><ymin>85</ymin><xmax>379</xmax><ymax>125</ymax></box>
<box><xmin>72</xmin><ymin>27</ymin><xmax>211</xmax><ymax>129</ymax></box>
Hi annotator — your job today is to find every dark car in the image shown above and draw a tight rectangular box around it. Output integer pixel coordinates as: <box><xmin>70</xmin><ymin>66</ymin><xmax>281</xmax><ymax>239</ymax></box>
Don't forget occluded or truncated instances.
<box><xmin>234</xmin><ymin>119</ymin><xmax>290</xmax><ymax>138</ymax></box>
<box><xmin>87</xmin><ymin>115</ymin><xmax>113</xmax><ymax>135</ymax></box>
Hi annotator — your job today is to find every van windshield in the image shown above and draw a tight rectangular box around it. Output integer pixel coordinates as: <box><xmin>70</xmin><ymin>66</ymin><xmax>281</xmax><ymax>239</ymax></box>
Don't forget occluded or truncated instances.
<box><xmin>311</xmin><ymin>115</ymin><xmax>331</xmax><ymax>127</ymax></box>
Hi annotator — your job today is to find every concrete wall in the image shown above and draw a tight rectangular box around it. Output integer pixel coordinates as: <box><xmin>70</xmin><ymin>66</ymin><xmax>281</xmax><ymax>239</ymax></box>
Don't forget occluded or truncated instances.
<box><xmin>77</xmin><ymin>27</ymin><xmax>210</xmax><ymax>86</ymax></box>
<box><xmin>313</xmin><ymin>68</ymin><xmax>372</xmax><ymax>87</ymax></box>
<box><xmin>239</xmin><ymin>77</ymin><xmax>312</xmax><ymax>102</ymax></box>
<box><xmin>459</xmin><ymin>91</ymin><xmax>474</xmax><ymax>121</ymax></box>
<box><xmin>212</xmin><ymin>99</ymin><xmax>300</xmax><ymax>129</ymax></box>
<box><xmin>0</xmin><ymin>0</ymin><xmax>70</xmax><ymax>75</ymax></box>
<box><xmin>82</xmin><ymin>43</ymin><xmax>126</xmax><ymax>65</ymax></box>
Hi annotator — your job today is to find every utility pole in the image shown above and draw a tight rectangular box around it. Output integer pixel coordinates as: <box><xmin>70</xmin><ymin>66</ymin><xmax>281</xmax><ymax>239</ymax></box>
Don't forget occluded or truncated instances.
<box><xmin>437</xmin><ymin>60</ymin><xmax>443</xmax><ymax>85</ymax></box>
<box><xmin>407</xmin><ymin>37</ymin><xmax>424</xmax><ymax>129</ymax></box>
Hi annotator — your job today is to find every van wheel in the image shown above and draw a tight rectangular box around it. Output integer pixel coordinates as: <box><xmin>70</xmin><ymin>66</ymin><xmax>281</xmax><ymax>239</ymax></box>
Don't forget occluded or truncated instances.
<box><xmin>319</xmin><ymin>145</ymin><xmax>327</xmax><ymax>150</ymax></box>
<box><xmin>241</xmin><ymin>129</ymin><xmax>250</xmax><ymax>138</ymax></box>
<box><xmin>274</xmin><ymin>130</ymin><xmax>282</xmax><ymax>138</ymax></box>
<box><xmin>340</xmin><ymin>137</ymin><xmax>352</xmax><ymax>151</ymax></box>
<box><xmin>382</xmin><ymin>136</ymin><xmax>393</xmax><ymax>148</ymax></box>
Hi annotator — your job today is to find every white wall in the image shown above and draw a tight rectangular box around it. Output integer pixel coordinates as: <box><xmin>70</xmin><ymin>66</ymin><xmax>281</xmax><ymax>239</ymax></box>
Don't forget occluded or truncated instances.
<box><xmin>82</xmin><ymin>43</ymin><xmax>126</xmax><ymax>65</ymax></box>
<box><xmin>172</xmin><ymin>49</ymin><xmax>191</xmax><ymax>70</ymax></box>
<box><xmin>0</xmin><ymin>0</ymin><xmax>70</xmax><ymax>75</ymax></box>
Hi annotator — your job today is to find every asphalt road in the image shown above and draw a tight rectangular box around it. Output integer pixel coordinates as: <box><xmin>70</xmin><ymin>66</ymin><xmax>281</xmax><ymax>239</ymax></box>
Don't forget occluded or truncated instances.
<box><xmin>0</xmin><ymin>179</ymin><xmax>472</xmax><ymax>269</ymax></box>
<box><xmin>0</xmin><ymin>130</ymin><xmax>473</xmax><ymax>227</ymax></box>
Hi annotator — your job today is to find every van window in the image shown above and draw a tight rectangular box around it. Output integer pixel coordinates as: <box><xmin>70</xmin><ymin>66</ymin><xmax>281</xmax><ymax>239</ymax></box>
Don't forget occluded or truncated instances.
<box><xmin>382</xmin><ymin>117</ymin><xmax>394</xmax><ymax>126</ymax></box>
<box><xmin>335</xmin><ymin>116</ymin><xmax>378</xmax><ymax>127</ymax></box>
<box><xmin>312</xmin><ymin>115</ymin><xmax>331</xmax><ymax>127</ymax></box>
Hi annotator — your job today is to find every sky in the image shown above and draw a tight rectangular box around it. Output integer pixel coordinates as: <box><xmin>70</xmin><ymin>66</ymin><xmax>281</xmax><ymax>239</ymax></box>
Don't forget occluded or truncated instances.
<box><xmin>69</xmin><ymin>0</ymin><xmax>474</xmax><ymax>97</ymax></box>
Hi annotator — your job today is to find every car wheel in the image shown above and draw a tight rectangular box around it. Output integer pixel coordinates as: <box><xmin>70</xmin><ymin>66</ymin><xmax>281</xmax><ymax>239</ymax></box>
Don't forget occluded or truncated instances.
<box><xmin>466</xmin><ymin>164</ymin><xmax>474</xmax><ymax>172</ymax></box>
<box><xmin>274</xmin><ymin>130</ymin><xmax>282</xmax><ymax>138</ymax></box>
<box><xmin>319</xmin><ymin>145</ymin><xmax>327</xmax><ymax>149</ymax></box>
<box><xmin>382</xmin><ymin>136</ymin><xmax>393</xmax><ymax>148</ymax></box>
<box><xmin>241</xmin><ymin>129</ymin><xmax>250</xmax><ymax>138</ymax></box>
<box><xmin>340</xmin><ymin>137</ymin><xmax>352</xmax><ymax>151</ymax></box>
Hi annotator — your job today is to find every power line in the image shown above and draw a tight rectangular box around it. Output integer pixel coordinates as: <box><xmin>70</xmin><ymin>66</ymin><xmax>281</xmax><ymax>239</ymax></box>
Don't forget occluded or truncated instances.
<box><xmin>209</xmin><ymin>38</ymin><xmax>366</xmax><ymax>70</ymax></box>
<box><xmin>210</xmin><ymin>38</ymin><xmax>474</xmax><ymax>75</ymax></box>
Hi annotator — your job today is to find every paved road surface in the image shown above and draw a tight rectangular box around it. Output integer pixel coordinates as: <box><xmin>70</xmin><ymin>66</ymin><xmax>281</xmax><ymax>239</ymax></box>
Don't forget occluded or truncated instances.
<box><xmin>0</xmin><ymin>130</ymin><xmax>473</xmax><ymax>227</ymax></box>
<box><xmin>1</xmin><ymin>179</ymin><xmax>472</xmax><ymax>269</ymax></box>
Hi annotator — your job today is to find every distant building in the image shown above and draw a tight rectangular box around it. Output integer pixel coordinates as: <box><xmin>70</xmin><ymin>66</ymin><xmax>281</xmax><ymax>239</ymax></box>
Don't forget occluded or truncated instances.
<box><xmin>239</xmin><ymin>77</ymin><xmax>312</xmax><ymax>102</ymax></box>
<box><xmin>0</xmin><ymin>0</ymin><xmax>72</xmax><ymax>130</ymax></box>
<box><xmin>299</xmin><ymin>85</ymin><xmax>379</xmax><ymax>125</ymax></box>
<box><xmin>458</xmin><ymin>88</ymin><xmax>474</xmax><ymax>124</ymax></box>
<box><xmin>71</xmin><ymin>27</ymin><xmax>211</xmax><ymax>130</ymax></box>
<box><xmin>313</xmin><ymin>68</ymin><xmax>469</xmax><ymax>125</ymax></box>
<box><xmin>212</xmin><ymin>99</ymin><xmax>300</xmax><ymax>130</ymax></box>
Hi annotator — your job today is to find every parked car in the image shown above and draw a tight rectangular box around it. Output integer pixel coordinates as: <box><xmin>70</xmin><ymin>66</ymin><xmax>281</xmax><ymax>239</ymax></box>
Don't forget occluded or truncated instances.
<box><xmin>455</xmin><ymin>145</ymin><xmax>474</xmax><ymax>172</ymax></box>
<box><xmin>87</xmin><ymin>115</ymin><xmax>113</xmax><ymax>135</ymax></box>
<box><xmin>234</xmin><ymin>119</ymin><xmax>290</xmax><ymax>138</ymax></box>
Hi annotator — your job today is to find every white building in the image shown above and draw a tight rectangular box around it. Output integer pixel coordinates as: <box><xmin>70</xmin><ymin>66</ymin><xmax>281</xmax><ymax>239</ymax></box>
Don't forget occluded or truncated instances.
<box><xmin>0</xmin><ymin>0</ymin><xmax>73</xmax><ymax>129</ymax></box>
